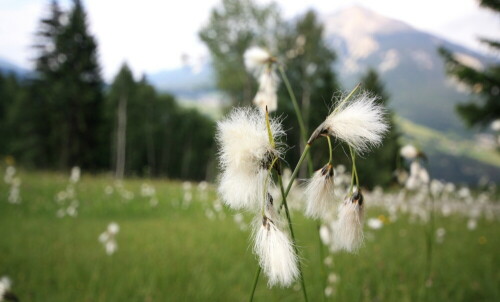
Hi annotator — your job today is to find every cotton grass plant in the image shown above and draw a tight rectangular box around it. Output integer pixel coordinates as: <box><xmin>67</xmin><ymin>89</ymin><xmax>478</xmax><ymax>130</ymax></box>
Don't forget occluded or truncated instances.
<box><xmin>216</xmin><ymin>46</ymin><xmax>390</xmax><ymax>300</ymax></box>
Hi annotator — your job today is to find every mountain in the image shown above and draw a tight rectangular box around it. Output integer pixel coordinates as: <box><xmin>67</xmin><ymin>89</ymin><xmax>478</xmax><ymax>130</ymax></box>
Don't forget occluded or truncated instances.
<box><xmin>0</xmin><ymin>57</ymin><xmax>30</xmax><ymax>78</ymax></box>
<box><xmin>146</xmin><ymin>64</ymin><xmax>215</xmax><ymax>99</ymax></box>
<box><xmin>322</xmin><ymin>5</ymin><xmax>495</xmax><ymax>136</ymax></box>
<box><xmin>145</xmin><ymin>5</ymin><xmax>500</xmax><ymax>184</ymax></box>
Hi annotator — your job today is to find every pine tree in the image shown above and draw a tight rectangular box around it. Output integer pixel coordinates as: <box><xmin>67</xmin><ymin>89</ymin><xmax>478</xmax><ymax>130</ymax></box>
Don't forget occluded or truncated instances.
<box><xmin>439</xmin><ymin>0</ymin><xmax>500</xmax><ymax>128</ymax></box>
<box><xmin>32</xmin><ymin>0</ymin><xmax>65</xmax><ymax>167</ymax></box>
<box><xmin>56</xmin><ymin>0</ymin><xmax>104</xmax><ymax>169</ymax></box>
<box><xmin>356</xmin><ymin>68</ymin><xmax>401</xmax><ymax>188</ymax></box>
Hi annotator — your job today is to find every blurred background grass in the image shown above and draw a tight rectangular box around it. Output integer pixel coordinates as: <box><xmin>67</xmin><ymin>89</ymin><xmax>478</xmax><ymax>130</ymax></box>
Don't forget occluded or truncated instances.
<box><xmin>1</xmin><ymin>170</ymin><xmax>498</xmax><ymax>301</ymax></box>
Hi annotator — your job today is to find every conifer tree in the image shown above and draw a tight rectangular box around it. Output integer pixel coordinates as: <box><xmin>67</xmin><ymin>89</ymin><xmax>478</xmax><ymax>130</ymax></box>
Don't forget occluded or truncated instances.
<box><xmin>439</xmin><ymin>0</ymin><xmax>500</xmax><ymax>128</ymax></box>
<box><xmin>56</xmin><ymin>0</ymin><xmax>104</xmax><ymax>168</ymax></box>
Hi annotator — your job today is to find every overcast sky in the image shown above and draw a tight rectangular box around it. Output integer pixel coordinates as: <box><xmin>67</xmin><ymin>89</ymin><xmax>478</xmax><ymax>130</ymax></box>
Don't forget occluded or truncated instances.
<box><xmin>0</xmin><ymin>0</ymin><xmax>497</xmax><ymax>80</ymax></box>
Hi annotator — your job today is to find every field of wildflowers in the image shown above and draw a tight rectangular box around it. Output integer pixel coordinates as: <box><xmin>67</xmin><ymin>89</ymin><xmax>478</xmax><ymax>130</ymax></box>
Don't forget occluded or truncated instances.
<box><xmin>0</xmin><ymin>167</ymin><xmax>498</xmax><ymax>301</ymax></box>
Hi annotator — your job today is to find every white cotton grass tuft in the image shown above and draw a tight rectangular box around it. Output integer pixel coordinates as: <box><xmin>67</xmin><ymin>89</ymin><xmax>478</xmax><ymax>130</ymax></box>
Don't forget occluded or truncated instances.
<box><xmin>491</xmin><ymin>119</ymin><xmax>500</xmax><ymax>132</ymax></box>
<box><xmin>99</xmin><ymin>222</ymin><xmax>120</xmax><ymax>255</ymax></box>
<box><xmin>216</xmin><ymin>107</ymin><xmax>285</xmax><ymax>210</ymax></box>
<box><xmin>305</xmin><ymin>164</ymin><xmax>335</xmax><ymax>219</ymax></box>
<box><xmin>70</xmin><ymin>166</ymin><xmax>81</xmax><ymax>183</ymax></box>
<box><xmin>218</xmin><ymin>168</ymin><xmax>268</xmax><ymax>210</ymax></box>
<box><xmin>0</xmin><ymin>276</ymin><xmax>12</xmax><ymax>301</ymax></box>
<box><xmin>319</xmin><ymin>93</ymin><xmax>388</xmax><ymax>153</ymax></box>
<box><xmin>253</xmin><ymin>196</ymin><xmax>299</xmax><ymax>287</ymax></box>
<box><xmin>400</xmin><ymin>144</ymin><xmax>418</xmax><ymax>159</ymax></box>
<box><xmin>335</xmin><ymin>190</ymin><xmax>365</xmax><ymax>252</ymax></box>
<box><xmin>244</xmin><ymin>46</ymin><xmax>272</xmax><ymax>76</ymax></box>
<box><xmin>253</xmin><ymin>68</ymin><xmax>279</xmax><ymax>113</ymax></box>
<box><xmin>405</xmin><ymin>161</ymin><xmax>430</xmax><ymax>190</ymax></box>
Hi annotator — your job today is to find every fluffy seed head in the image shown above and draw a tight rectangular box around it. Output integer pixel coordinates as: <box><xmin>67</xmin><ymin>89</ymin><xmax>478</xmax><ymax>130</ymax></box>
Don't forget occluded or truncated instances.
<box><xmin>400</xmin><ymin>144</ymin><xmax>418</xmax><ymax>159</ymax></box>
<box><xmin>335</xmin><ymin>190</ymin><xmax>364</xmax><ymax>252</ymax></box>
<box><xmin>218</xmin><ymin>168</ymin><xmax>268</xmax><ymax>210</ymax></box>
<box><xmin>253</xmin><ymin>68</ymin><xmax>279</xmax><ymax>113</ymax></box>
<box><xmin>253</xmin><ymin>202</ymin><xmax>299</xmax><ymax>287</ymax></box>
<box><xmin>107</xmin><ymin>222</ymin><xmax>120</xmax><ymax>235</ymax></box>
<box><xmin>217</xmin><ymin>107</ymin><xmax>284</xmax><ymax>173</ymax></box>
<box><xmin>317</xmin><ymin>93</ymin><xmax>388</xmax><ymax>153</ymax></box>
<box><xmin>491</xmin><ymin>119</ymin><xmax>500</xmax><ymax>132</ymax></box>
<box><xmin>406</xmin><ymin>161</ymin><xmax>430</xmax><ymax>190</ymax></box>
<box><xmin>216</xmin><ymin>107</ymin><xmax>285</xmax><ymax>210</ymax></box>
<box><xmin>244</xmin><ymin>46</ymin><xmax>272</xmax><ymax>76</ymax></box>
<box><xmin>305</xmin><ymin>164</ymin><xmax>335</xmax><ymax>219</ymax></box>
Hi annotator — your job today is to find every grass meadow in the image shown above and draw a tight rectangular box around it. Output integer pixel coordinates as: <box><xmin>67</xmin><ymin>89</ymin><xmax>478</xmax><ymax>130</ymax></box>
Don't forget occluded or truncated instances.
<box><xmin>0</xmin><ymin>170</ymin><xmax>499</xmax><ymax>301</ymax></box>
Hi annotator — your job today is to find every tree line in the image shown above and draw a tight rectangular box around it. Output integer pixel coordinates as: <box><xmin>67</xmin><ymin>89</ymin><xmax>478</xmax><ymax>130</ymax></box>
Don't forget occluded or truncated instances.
<box><xmin>0</xmin><ymin>0</ymin><xmax>215</xmax><ymax>180</ymax></box>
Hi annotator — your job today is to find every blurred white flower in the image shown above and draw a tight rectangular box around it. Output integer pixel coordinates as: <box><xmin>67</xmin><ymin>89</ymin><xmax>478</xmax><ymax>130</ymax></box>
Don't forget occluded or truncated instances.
<box><xmin>324</xmin><ymin>286</ymin><xmax>334</xmax><ymax>297</ymax></box>
<box><xmin>105</xmin><ymin>240</ymin><xmax>118</xmax><ymax>255</ymax></box>
<box><xmin>4</xmin><ymin>166</ymin><xmax>16</xmax><ymax>184</ymax></box>
<box><xmin>99</xmin><ymin>222</ymin><xmax>120</xmax><ymax>255</ymax></box>
<box><xmin>436</xmin><ymin>227</ymin><xmax>446</xmax><ymax>244</ymax></box>
<box><xmin>491</xmin><ymin>119</ymin><xmax>500</xmax><ymax>132</ymax></box>
<box><xmin>467</xmin><ymin>219</ymin><xmax>477</xmax><ymax>230</ymax></box>
<box><xmin>104</xmin><ymin>185</ymin><xmax>114</xmax><ymax>195</ymax></box>
<box><xmin>108</xmin><ymin>222</ymin><xmax>120</xmax><ymax>235</ymax></box>
<box><xmin>406</xmin><ymin>161</ymin><xmax>429</xmax><ymax>190</ymax></box>
<box><xmin>328</xmin><ymin>272</ymin><xmax>339</xmax><ymax>284</ymax></box>
<box><xmin>400</xmin><ymin>144</ymin><xmax>418</xmax><ymax>159</ymax></box>
<box><xmin>244</xmin><ymin>46</ymin><xmax>272</xmax><ymax>76</ymax></box>
<box><xmin>70</xmin><ymin>166</ymin><xmax>81</xmax><ymax>183</ymax></box>
<box><xmin>253</xmin><ymin>68</ymin><xmax>279</xmax><ymax>112</ymax></box>
<box><xmin>367</xmin><ymin>217</ymin><xmax>383</xmax><ymax>230</ymax></box>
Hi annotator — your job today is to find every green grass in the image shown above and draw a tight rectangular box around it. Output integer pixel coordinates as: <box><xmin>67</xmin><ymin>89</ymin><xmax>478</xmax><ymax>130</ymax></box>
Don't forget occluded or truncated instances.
<box><xmin>0</xmin><ymin>171</ymin><xmax>499</xmax><ymax>301</ymax></box>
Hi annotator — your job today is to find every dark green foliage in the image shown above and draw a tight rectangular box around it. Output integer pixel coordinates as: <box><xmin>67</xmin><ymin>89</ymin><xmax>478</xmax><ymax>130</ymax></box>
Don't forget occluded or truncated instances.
<box><xmin>199</xmin><ymin>0</ymin><xmax>283</xmax><ymax>105</ymax></box>
<box><xmin>439</xmin><ymin>0</ymin><xmax>500</xmax><ymax>128</ymax></box>
<box><xmin>55</xmin><ymin>0</ymin><xmax>105</xmax><ymax>168</ymax></box>
<box><xmin>106</xmin><ymin>68</ymin><xmax>216</xmax><ymax>180</ymax></box>
<box><xmin>0</xmin><ymin>0</ymin><xmax>215</xmax><ymax>181</ymax></box>
<box><xmin>356</xmin><ymin>69</ymin><xmax>401</xmax><ymax>189</ymax></box>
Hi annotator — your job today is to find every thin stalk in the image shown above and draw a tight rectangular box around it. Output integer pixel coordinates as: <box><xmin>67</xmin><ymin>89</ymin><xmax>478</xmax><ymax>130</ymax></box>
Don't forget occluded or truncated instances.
<box><xmin>278</xmin><ymin>175</ymin><xmax>308</xmax><ymax>302</ymax></box>
<box><xmin>348</xmin><ymin>146</ymin><xmax>359</xmax><ymax>194</ymax></box>
<box><xmin>332</xmin><ymin>83</ymin><xmax>361</xmax><ymax>115</ymax></box>
<box><xmin>278</xmin><ymin>65</ymin><xmax>313</xmax><ymax>173</ymax></box>
<box><xmin>317</xmin><ymin>223</ymin><xmax>327</xmax><ymax>302</ymax></box>
<box><xmin>249</xmin><ymin>266</ymin><xmax>261</xmax><ymax>302</ymax></box>
<box><xmin>424</xmin><ymin>184</ymin><xmax>436</xmax><ymax>295</ymax></box>
<box><xmin>279</xmin><ymin>144</ymin><xmax>311</xmax><ymax>210</ymax></box>
<box><xmin>326</xmin><ymin>136</ymin><xmax>333</xmax><ymax>165</ymax></box>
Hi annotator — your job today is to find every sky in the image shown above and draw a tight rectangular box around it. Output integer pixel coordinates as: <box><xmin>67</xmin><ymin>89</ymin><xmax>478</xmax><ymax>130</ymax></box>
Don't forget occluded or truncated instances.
<box><xmin>0</xmin><ymin>0</ymin><xmax>497</xmax><ymax>81</ymax></box>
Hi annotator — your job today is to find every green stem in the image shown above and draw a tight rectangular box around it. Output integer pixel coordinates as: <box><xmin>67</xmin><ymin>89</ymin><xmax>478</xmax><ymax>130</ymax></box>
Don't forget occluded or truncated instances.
<box><xmin>326</xmin><ymin>136</ymin><xmax>333</xmax><ymax>165</ymax></box>
<box><xmin>424</xmin><ymin>184</ymin><xmax>435</xmax><ymax>292</ymax></box>
<box><xmin>278</xmin><ymin>175</ymin><xmax>309</xmax><ymax>302</ymax></box>
<box><xmin>249</xmin><ymin>266</ymin><xmax>261</xmax><ymax>302</ymax></box>
<box><xmin>279</xmin><ymin>144</ymin><xmax>311</xmax><ymax>210</ymax></box>
<box><xmin>278</xmin><ymin>65</ymin><xmax>313</xmax><ymax>174</ymax></box>
<box><xmin>317</xmin><ymin>222</ymin><xmax>327</xmax><ymax>302</ymax></box>
<box><xmin>332</xmin><ymin>83</ymin><xmax>361</xmax><ymax>115</ymax></box>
